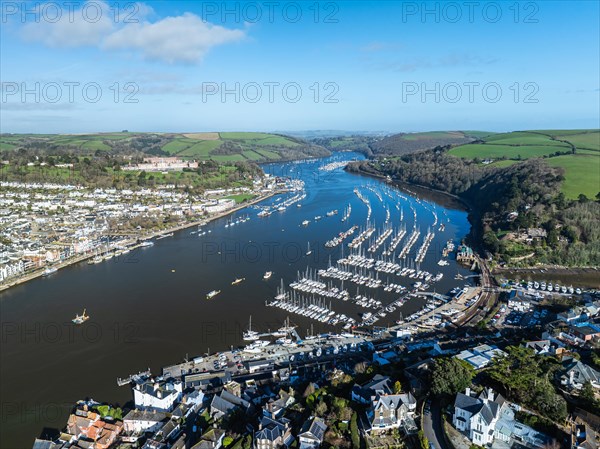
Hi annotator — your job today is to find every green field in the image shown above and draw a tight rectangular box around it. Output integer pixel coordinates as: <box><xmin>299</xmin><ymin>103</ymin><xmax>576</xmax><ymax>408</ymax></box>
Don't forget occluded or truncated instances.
<box><xmin>178</xmin><ymin>140</ymin><xmax>223</xmax><ymax>158</ymax></box>
<box><xmin>483</xmin><ymin>132</ymin><xmax>569</xmax><ymax>147</ymax></box>
<box><xmin>401</xmin><ymin>131</ymin><xmax>468</xmax><ymax>141</ymax></box>
<box><xmin>226</xmin><ymin>193</ymin><xmax>256</xmax><ymax>203</ymax></box>
<box><xmin>449</xmin><ymin>129</ymin><xmax>600</xmax><ymax>198</ymax></box>
<box><xmin>220</xmin><ymin>132</ymin><xmax>275</xmax><ymax>140</ymax></box>
<box><xmin>556</xmin><ymin>132</ymin><xmax>600</xmax><ymax>151</ymax></box>
<box><xmin>546</xmin><ymin>154</ymin><xmax>600</xmax><ymax>199</ymax></box>
<box><xmin>449</xmin><ymin>144</ymin><xmax>568</xmax><ymax>159</ymax></box>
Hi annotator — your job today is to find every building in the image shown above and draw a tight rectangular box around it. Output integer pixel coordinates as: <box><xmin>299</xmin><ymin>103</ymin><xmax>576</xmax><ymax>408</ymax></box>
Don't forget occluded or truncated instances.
<box><xmin>560</xmin><ymin>358</ymin><xmax>600</xmax><ymax>391</ymax></box>
<box><xmin>455</xmin><ymin>344</ymin><xmax>507</xmax><ymax>370</ymax></box>
<box><xmin>367</xmin><ymin>392</ymin><xmax>417</xmax><ymax>434</ymax></box>
<box><xmin>123</xmin><ymin>409</ymin><xmax>168</xmax><ymax>437</ymax></box>
<box><xmin>122</xmin><ymin>157</ymin><xmax>199</xmax><ymax>172</ymax></box>
<box><xmin>254</xmin><ymin>416</ymin><xmax>293</xmax><ymax>449</ymax></box>
<box><xmin>132</xmin><ymin>377</ymin><xmax>183</xmax><ymax>412</ymax></box>
<box><xmin>298</xmin><ymin>417</ymin><xmax>327</xmax><ymax>449</ymax></box>
<box><xmin>351</xmin><ymin>374</ymin><xmax>392</xmax><ymax>404</ymax></box>
<box><xmin>453</xmin><ymin>387</ymin><xmax>550</xmax><ymax>448</ymax></box>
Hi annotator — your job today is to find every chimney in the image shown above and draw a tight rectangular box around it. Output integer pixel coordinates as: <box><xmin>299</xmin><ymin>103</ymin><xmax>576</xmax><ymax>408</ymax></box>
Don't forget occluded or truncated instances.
<box><xmin>487</xmin><ymin>388</ymin><xmax>494</xmax><ymax>402</ymax></box>
<box><xmin>465</xmin><ymin>387</ymin><xmax>471</xmax><ymax>397</ymax></box>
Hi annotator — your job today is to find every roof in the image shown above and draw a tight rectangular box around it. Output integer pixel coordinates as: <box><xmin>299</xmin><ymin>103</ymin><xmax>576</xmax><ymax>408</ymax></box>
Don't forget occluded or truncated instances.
<box><xmin>124</xmin><ymin>409</ymin><xmax>168</xmax><ymax>422</ymax></box>
<box><xmin>299</xmin><ymin>417</ymin><xmax>327</xmax><ymax>442</ymax></box>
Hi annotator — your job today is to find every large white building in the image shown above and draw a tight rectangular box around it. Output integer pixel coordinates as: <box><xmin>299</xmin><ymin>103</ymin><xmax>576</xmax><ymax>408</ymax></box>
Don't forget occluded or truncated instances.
<box><xmin>132</xmin><ymin>378</ymin><xmax>183</xmax><ymax>412</ymax></box>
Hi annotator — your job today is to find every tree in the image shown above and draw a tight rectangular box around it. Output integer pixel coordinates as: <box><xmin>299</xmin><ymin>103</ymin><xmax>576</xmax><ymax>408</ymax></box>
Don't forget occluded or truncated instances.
<box><xmin>350</xmin><ymin>412</ymin><xmax>360</xmax><ymax>449</ymax></box>
<box><xmin>418</xmin><ymin>430</ymin><xmax>429</xmax><ymax>449</ymax></box>
<box><xmin>430</xmin><ymin>357</ymin><xmax>475</xmax><ymax>397</ymax></box>
<box><xmin>393</xmin><ymin>380</ymin><xmax>402</xmax><ymax>394</ymax></box>
<box><xmin>581</xmin><ymin>381</ymin><xmax>596</xmax><ymax>404</ymax></box>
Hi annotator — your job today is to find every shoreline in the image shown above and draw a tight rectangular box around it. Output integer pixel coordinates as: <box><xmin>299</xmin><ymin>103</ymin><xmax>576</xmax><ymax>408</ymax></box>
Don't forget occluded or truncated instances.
<box><xmin>0</xmin><ymin>190</ymin><xmax>280</xmax><ymax>293</ymax></box>
<box><xmin>351</xmin><ymin>164</ymin><xmax>600</xmax><ymax>284</ymax></box>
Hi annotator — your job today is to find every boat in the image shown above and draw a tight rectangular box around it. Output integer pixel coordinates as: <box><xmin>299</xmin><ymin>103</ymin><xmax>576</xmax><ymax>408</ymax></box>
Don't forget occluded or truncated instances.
<box><xmin>243</xmin><ymin>316</ymin><xmax>260</xmax><ymax>341</ymax></box>
<box><xmin>42</xmin><ymin>267</ymin><xmax>57</xmax><ymax>276</ymax></box>
<box><xmin>206</xmin><ymin>290</ymin><xmax>221</xmax><ymax>299</ymax></box>
<box><xmin>231</xmin><ymin>277</ymin><xmax>245</xmax><ymax>285</ymax></box>
<box><xmin>301</xmin><ymin>220</ymin><xmax>310</xmax><ymax>226</ymax></box>
<box><xmin>139</xmin><ymin>241</ymin><xmax>154</xmax><ymax>247</ymax></box>
<box><xmin>306</xmin><ymin>242</ymin><xmax>312</xmax><ymax>256</ymax></box>
<box><xmin>156</xmin><ymin>232</ymin><xmax>174</xmax><ymax>240</ymax></box>
<box><xmin>72</xmin><ymin>309</ymin><xmax>89</xmax><ymax>325</ymax></box>
<box><xmin>263</xmin><ymin>271</ymin><xmax>273</xmax><ymax>280</ymax></box>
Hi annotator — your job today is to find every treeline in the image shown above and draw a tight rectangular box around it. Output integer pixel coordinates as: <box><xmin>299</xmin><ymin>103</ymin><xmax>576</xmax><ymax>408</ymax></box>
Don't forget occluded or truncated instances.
<box><xmin>311</xmin><ymin>135</ymin><xmax>377</xmax><ymax>157</ymax></box>
<box><xmin>349</xmin><ymin>147</ymin><xmax>600</xmax><ymax>266</ymax></box>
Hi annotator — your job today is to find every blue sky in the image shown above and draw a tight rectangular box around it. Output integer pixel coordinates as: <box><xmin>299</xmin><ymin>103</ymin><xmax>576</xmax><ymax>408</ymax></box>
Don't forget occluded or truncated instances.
<box><xmin>1</xmin><ymin>1</ymin><xmax>598</xmax><ymax>133</ymax></box>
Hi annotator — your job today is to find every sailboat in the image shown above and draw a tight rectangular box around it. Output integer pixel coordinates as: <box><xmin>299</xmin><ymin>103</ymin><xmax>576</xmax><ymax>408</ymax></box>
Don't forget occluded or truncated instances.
<box><xmin>306</xmin><ymin>242</ymin><xmax>312</xmax><ymax>256</ymax></box>
<box><xmin>243</xmin><ymin>316</ymin><xmax>259</xmax><ymax>341</ymax></box>
<box><xmin>72</xmin><ymin>309</ymin><xmax>89</xmax><ymax>325</ymax></box>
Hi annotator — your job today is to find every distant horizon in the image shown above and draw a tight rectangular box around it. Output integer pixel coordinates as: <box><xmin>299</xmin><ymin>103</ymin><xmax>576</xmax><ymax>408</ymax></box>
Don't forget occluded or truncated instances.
<box><xmin>2</xmin><ymin>127</ymin><xmax>599</xmax><ymax>137</ymax></box>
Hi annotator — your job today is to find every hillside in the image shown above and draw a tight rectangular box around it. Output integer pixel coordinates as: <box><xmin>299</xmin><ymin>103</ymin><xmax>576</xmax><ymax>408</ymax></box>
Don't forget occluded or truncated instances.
<box><xmin>0</xmin><ymin>131</ymin><xmax>330</xmax><ymax>163</ymax></box>
<box><xmin>448</xmin><ymin>130</ymin><xmax>600</xmax><ymax>199</ymax></box>
<box><xmin>370</xmin><ymin>131</ymin><xmax>477</xmax><ymax>155</ymax></box>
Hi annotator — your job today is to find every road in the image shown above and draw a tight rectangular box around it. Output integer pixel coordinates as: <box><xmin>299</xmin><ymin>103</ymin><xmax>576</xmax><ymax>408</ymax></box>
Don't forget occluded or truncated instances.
<box><xmin>422</xmin><ymin>398</ymin><xmax>451</xmax><ymax>449</ymax></box>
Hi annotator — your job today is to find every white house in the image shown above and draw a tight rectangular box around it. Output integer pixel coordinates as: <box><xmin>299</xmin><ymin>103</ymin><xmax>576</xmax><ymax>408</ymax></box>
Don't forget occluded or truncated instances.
<box><xmin>453</xmin><ymin>388</ymin><xmax>550</xmax><ymax>448</ymax></box>
<box><xmin>132</xmin><ymin>378</ymin><xmax>183</xmax><ymax>412</ymax></box>
<box><xmin>123</xmin><ymin>409</ymin><xmax>168</xmax><ymax>435</ymax></box>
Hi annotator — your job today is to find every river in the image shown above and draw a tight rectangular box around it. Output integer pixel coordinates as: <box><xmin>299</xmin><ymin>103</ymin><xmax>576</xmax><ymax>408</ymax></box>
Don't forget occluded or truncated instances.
<box><xmin>0</xmin><ymin>152</ymin><xmax>473</xmax><ymax>448</ymax></box>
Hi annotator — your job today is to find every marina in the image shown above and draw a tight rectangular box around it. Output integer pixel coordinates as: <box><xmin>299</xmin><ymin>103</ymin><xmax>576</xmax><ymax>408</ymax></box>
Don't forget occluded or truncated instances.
<box><xmin>0</xmin><ymin>152</ymin><xmax>475</xmax><ymax>444</ymax></box>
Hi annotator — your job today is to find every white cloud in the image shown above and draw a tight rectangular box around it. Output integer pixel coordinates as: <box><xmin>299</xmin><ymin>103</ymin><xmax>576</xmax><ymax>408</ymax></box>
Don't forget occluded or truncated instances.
<box><xmin>18</xmin><ymin>2</ymin><xmax>245</xmax><ymax>64</ymax></box>
<box><xmin>103</xmin><ymin>13</ymin><xmax>245</xmax><ymax>64</ymax></box>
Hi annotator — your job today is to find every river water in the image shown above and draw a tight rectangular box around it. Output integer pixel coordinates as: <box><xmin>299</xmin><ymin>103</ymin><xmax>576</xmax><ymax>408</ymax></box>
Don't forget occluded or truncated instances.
<box><xmin>0</xmin><ymin>152</ymin><xmax>473</xmax><ymax>447</ymax></box>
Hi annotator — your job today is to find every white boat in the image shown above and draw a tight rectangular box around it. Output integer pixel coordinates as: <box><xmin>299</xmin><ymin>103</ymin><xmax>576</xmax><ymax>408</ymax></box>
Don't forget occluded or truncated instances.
<box><xmin>42</xmin><ymin>267</ymin><xmax>57</xmax><ymax>276</ymax></box>
<box><xmin>302</xmin><ymin>220</ymin><xmax>310</xmax><ymax>226</ymax></box>
<box><xmin>243</xmin><ymin>316</ymin><xmax>260</xmax><ymax>341</ymax></box>
<box><xmin>306</xmin><ymin>242</ymin><xmax>312</xmax><ymax>256</ymax></box>
<box><xmin>72</xmin><ymin>309</ymin><xmax>89</xmax><ymax>325</ymax></box>
<box><xmin>263</xmin><ymin>271</ymin><xmax>273</xmax><ymax>280</ymax></box>
<box><xmin>139</xmin><ymin>241</ymin><xmax>154</xmax><ymax>247</ymax></box>
<box><xmin>206</xmin><ymin>290</ymin><xmax>221</xmax><ymax>299</ymax></box>
<box><xmin>231</xmin><ymin>277</ymin><xmax>245</xmax><ymax>285</ymax></box>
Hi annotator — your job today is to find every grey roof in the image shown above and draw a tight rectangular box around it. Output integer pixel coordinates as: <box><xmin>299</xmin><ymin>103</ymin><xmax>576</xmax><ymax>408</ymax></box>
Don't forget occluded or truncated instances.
<box><xmin>300</xmin><ymin>417</ymin><xmax>327</xmax><ymax>442</ymax></box>
<box><xmin>256</xmin><ymin>417</ymin><xmax>288</xmax><ymax>442</ymax></box>
<box><xmin>564</xmin><ymin>360</ymin><xmax>600</xmax><ymax>383</ymax></box>
<box><xmin>124</xmin><ymin>409</ymin><xmax>168</xmax><ymax>422</ymax></box>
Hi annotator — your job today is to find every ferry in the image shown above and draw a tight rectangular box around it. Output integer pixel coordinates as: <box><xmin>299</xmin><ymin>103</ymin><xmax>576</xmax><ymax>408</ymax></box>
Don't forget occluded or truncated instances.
<box><xmin>231</xmin><ymin>277</ymin><xmax>245</xmax><ymax>285</ymax></box>
<box><xmin>72</xmin><ymin>309</ymin><xmax>89</xmax><ymax>325</ymax></box>
<box><xmin>206</xmin><ymin>290</ymin><xmax>221</xmax><ymax>299</ymax></box>
<box><xmin>263</xmin><ymin>271</ymin><xmax>273</xmax><ymax>280</ymax></box>
<box><xmin>42</xmin><ymin>267</ymin><xmax>58</xmax><ymax>276</ymax></box>
<box><xmin>139</xmin><ymin>241</ymin><xmax>154</xmax><ymax>247</ymax></box>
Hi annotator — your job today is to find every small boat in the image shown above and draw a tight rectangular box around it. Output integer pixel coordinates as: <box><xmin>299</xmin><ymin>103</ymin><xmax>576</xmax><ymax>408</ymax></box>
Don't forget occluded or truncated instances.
<box><xmin>231</xmin><ymin>278</ymin><xmax>245</xmax><ymax>285</ymax></box>
<box><xmin>306</xmin><ymin>242</ymin><xmax>312</xmax><ymax>256</ymax></box>
<box><xmin>42</xmin><ymin>267</ymin><xmax>57</xmax><ymax>276</ymax></box>
<box><xmin>302</xmin><ymin>220</ymin><xmax>310</xmax><ymax>226</ymax></box>
<box><xmin>72</xmin><ymin>309</ymin><xmax>89</xmax><ymax>325</ymax></box>
<box><xmin>206</xmin><ymin>290</ymin><xmax>221</xmax><ymax>299</ymax></box>
<box><xmin>263</xmin><ymin>271</ymin><xmax>273</xmax><ymax>280</ymax></box>
<box><xmin>139</xmin><ymin>241</ymin><xmax>154</xmax><ymax>247</ymax></box>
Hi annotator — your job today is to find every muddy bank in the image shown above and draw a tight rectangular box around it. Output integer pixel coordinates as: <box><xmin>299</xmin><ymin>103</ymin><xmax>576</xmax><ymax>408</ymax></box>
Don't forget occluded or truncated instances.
<box><xmin>493</xmin><ymin>266</ymin><xmax>600</xmax><ymax>289</ymax></box>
